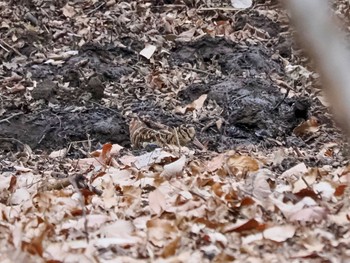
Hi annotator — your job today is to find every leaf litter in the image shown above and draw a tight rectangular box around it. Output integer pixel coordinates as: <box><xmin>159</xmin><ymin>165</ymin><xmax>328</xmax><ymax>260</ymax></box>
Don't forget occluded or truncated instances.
<box><xmin>1</xmin><ymin>0</ymin><xmax>350</xmax><ymax>262</ymax></box>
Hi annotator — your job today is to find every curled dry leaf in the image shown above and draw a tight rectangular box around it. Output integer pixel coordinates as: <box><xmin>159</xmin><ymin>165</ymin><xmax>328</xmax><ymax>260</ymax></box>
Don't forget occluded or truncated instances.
<box><xmin>293</xmin><ymin>116</ymin><xmax>320</xmax><ymax>136</ymax></box>
<box><xmin>62</xmin><ymin>4</ymin><xmax>76</xmax><ymax>18</ymax></box>
<box><xmin>271</xmin><ymin>197</ymin><xmax>327</xmax><ymax>223</ymax></box>
<box><xmin>289</xmin><ymin>206</ymin><xmax>327</xmax><ymax>223</ymax></box>
<box><xmin>281</xmin><ymin>162</ymin><xmax>308</xmax><ymax>178</ymax></box>
<box><xmin>175</xmin><ymin>94</ymin><xmax>207</xmax><ymax>114</ymax></box>
<box><xmin>263</xmin><ymin>225</ymin><xmax>296</xmax><ymax>242</ymax></box>
<box><xmin>90</xmin><ymin>143</ymin><xmax>123</xmax><ymax>158</ymax></box>
<box><xmin>49</xmin><ymin>148</ymin><xmax>67</xmax><ymax>158</ymax></box>
<box><xmin>161</xmin><ymin>155</ymin><xmax>186</xmax><ymax>179</ymax></box>
<box><xmin>223</xmin><ymin>218</ymin><xmax>262</xmax><ymax>233</ymax></box>
<box><xmin>140</xmin><ymin>44</ymin><xmax>157</xmax><ymax>59</ymax></box>
<box><xmin>147</xmin><ymin>218</ymin><xmax>178</xmax><ymax>247</ymax></box>
<box><xmin>226</xmin><ymin>155</ymin><xmax>260</xmax><ymax>175</ymax></box>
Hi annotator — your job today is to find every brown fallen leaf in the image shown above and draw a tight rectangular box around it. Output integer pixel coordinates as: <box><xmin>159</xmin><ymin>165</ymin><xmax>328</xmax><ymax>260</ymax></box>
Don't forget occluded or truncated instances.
<box><xmin>147</xmin><ymin>218</ymin><xmax>178</xmax><ymax>247</ymax></box>
<box><xmin>293</xmin><ymin>116</ymin><xmax>320</xmax><ymax>136</ymax></box>
<box><xmin>226</xmin><ymin>155</ymin><xmax>260</xmax><ymax>175</ymax></box>
<box><xmin>175</xmin><ymin>94</ymin><xmax>208</xmax><ymax>114</ymax></box>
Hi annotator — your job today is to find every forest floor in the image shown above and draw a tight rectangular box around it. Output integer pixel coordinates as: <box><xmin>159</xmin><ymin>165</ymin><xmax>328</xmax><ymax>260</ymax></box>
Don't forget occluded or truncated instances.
<box><xmin>1</xmin><ymin>0</ymin><xmax>350</xmax><ymax>262</ymax></box>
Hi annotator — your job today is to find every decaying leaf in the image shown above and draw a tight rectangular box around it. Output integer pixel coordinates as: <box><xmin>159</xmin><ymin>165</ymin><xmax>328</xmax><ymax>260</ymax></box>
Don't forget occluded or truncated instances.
<box><xmin>226</xmin><ymin>155</ymin><xmax>260</xmax><ymax>175</ymax></box>
<box><xmin>293</xmin><ymin>116</ymin><xmax>320</xmax><ymax>136</ymax></box>
<box><xmin>175</xmin><ymin>94</ymin><xmax>208</xmax><ymax>114</ymax></box>
<box><xmin>147</xmin><ymin>218</ymin><xmax>178</xmax><ymax>247</ymax></box>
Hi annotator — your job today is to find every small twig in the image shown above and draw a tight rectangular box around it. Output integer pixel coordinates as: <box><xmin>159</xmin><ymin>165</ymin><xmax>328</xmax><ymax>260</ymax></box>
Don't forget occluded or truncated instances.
<box><xmin>173</xmin><ymin>127</ymin><xmax>182</xmax><ymax>154</ymax></box>
<box><xmin>0</xmin><ymin>40</ymin><xmax>22</xmax><ymax>57</ymax></box>
<box><xmin>231</xmin><ymin>94</ymin><xmax>249</xmax><ymax>103</ymax></box>
<box><xmin>86</xmin><ymin>2</ymin><xmax>105</xmax><ymax>15</ymax></box>
<box><xmin>198</xmin><ymin>7</ymin><xmax>239</xmax><ymax>11</ymax></box>
<box><xmin>0</xmin><ymin>112</ymin><xmax>23</xmax><ymax>124</ymax></box>
<box><xmin>301</xmin><ymin>176</ymin><xmax>311</xmax><ymax>189</ymax></box>
<box><xmin>182</xmin><ymin>67</ymin><xmax>216</xmax><ymax>76</ymax></box>
<box><xmin>0</xmin><ymin>42</ymin><xmax>9</xmax><ymax>52</ymax></box>
<box><xmin>152</xmin><ymin>4</ymin><xmax>186</xmax><ymax>8</ymax></box>
<box><xmin>90</xmin><ymin>101</ymin><xmax>120</xmax><ymax>114</ymax></box>
<box><xmin>272</xmin><ymin>88</ymin><xmax>290</xmax><ymax>111</ymax></box>
<box><xmin>0</xmin><ymin>137</ymin><xmax>25</xmax><ymax>146</ymax></box>
<box><xmin>188</xmin><ymin>190</ymin><xmax>207</xmax><ymax>201</ymax></box>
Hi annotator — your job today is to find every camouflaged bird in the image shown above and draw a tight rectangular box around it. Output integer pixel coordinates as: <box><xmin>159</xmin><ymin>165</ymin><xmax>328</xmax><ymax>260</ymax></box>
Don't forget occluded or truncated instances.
<box><xmin>129</xmin><ymin>118</ymin><xmax>196</xmax><ymax>149</ymax></box>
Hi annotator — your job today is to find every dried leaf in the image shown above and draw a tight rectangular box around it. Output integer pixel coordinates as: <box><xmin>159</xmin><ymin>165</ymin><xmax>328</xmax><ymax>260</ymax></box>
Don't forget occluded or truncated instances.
<box><xmin>281</xmin><ymin>162</ymin><xmax>308</xmax><ymax>178</ymax></box>
<box><xmin>161</xmin><ymin>155</ymin><xmax>186</xmax><ymax>179</ymax></box>
<box><xmin>226</xmin><ymin>155</ymin><xmax>260</xmax><ymax>174</ymax></box>
<box><xmin>231</xmin><ymin>0</ymin><xmax>252</xmax><ymax>9</ymax></box>
<box><xmin>175</xmin><ymin>94</ymin><xmax>207</xmax><ymax>114</ymax></box>
<box><xmin>62</xmin><ymin>4</ymin><xmax>76</xmax><ymax>18</ymax></box>
<box><xmin>263</xmin><ymin>225</ymin><xmax>296</xmax><ymax>242</ymax></box>
<box><xmin>140</xmin><ymin>44</ymin><xmax>157</xmax><ymax>59</ymax></box>
<box><xmin>293</xmin><ymin>116</ymin><xmax>320</xmax><ymax>136</ymax></box>
<box><xmin>149</xmin><ymin>188</ymin><xmax>167</xmax><ymax>215</ymax></box>
<box><xmin>49</xmin><ymin>148</ymin><xmax>67</xmax><ymax>158</ymax></box>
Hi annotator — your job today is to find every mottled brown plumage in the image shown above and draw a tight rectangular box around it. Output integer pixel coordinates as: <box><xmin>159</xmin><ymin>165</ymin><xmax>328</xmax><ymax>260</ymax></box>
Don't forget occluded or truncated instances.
<box><xmin>129</xmin><ymin>118</ymin><xmax>196</xmax><ymax>148</ymax></box>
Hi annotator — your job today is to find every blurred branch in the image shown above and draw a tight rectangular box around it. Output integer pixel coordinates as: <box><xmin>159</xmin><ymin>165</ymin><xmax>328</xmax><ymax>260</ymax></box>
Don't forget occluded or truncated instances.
<box><xmin>284</xmin><ymin>0</ymin><xmax>350</xmax><ymax>136</ymax></box>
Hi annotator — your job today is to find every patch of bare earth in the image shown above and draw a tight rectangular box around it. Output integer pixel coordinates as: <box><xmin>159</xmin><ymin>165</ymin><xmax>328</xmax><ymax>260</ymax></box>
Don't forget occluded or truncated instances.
<box><xmin>1</xmin><ymin>0</ymin><xmax>350</xmax><ymax>262</ymax></box>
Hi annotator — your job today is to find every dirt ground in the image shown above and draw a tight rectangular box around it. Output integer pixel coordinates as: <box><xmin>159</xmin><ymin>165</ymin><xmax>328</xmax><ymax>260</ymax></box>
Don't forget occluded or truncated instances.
<box><xmin>1</xmin><ymin>0</ymin><xmax>350</xmax><ymax>262</ymax></box>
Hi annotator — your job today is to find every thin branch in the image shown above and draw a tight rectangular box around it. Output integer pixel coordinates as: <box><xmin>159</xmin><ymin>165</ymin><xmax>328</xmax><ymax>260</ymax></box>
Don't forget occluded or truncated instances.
<box><xmin>0</xmin><ymin>112</ymin><xmax>23</xmax><ymax>124</ymax></box>
<box><xmin>86</xmin><ymin>2</ymin><xmax>105</xmax><ymax>15</ymax></box>
<box><xmin>0</xmin><ymin>40</ymin><xmax>22</xmax><ymax>57</ymax></box>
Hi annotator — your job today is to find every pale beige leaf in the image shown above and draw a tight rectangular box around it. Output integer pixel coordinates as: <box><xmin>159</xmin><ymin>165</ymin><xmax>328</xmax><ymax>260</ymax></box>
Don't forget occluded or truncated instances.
<box><xmin>10</xmin><ymin>188</ymin><xmax>30</xmax><ymax>205</ymax></box>
<box><xmin>206</xmin><ymin>154</ymin><xmax>225</xmax><ymax>172</ymax></box>
<box><xmin>49</xmin><ymin>148</ymin><xmax>67</xmax><ymax>158</ymax></box>
<box><xmin>312</xmin><ymin>181</ymin><xmax>335</xmax><ymax>200</ymax></box>
<box><xmin>161</xmin><ymin>155</ymin><xmax>186</xmax><ymax>179</ymax></box>
<box><xmin>231</xmin><ymin>0</ymin><xmax>252</xmax><ymax>9</ymax></box>
<box><xmin>62</xmin><ymin>4</ymin><xmax>76</xmax><ymax>17</ymax></box>
<box><xmin>99</xmin><ymin>220</ymin><xmax>135</xmax><ymax>238</ymax></box>
<box><xmin>263</xmin><ymin>225</ymin><xmax>296</xmax><ymax>242</ymax></box>
<box><xmin>289</xmin><ymin>206</ymin><xmax>327</xmax><ymax>222</ymax></box>
<box><xmin>140</xmin><ymin>44</ymin><xmax>157</xmax><ymax>59</ymax></box>
<box><xmin>149</xmin><ymin>188</ymin><xmax>167</xmax><ymax>215</ymax></box>
<box><xmin>281</xmin><ymin>162</ymin><xmax>308</xmax><ymax>178</ymax></box>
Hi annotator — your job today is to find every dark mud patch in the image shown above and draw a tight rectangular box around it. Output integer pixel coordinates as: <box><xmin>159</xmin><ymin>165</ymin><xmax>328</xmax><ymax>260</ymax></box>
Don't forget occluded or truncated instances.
<box><xmin>0</xmin><ymin>106</ymin><xmax>129</xmax><ymax>157</ymax></box>
<box><xmin>171</xmin><ymin>37</ymin><xmax>284</xmax><ymax>76</ymax></box>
